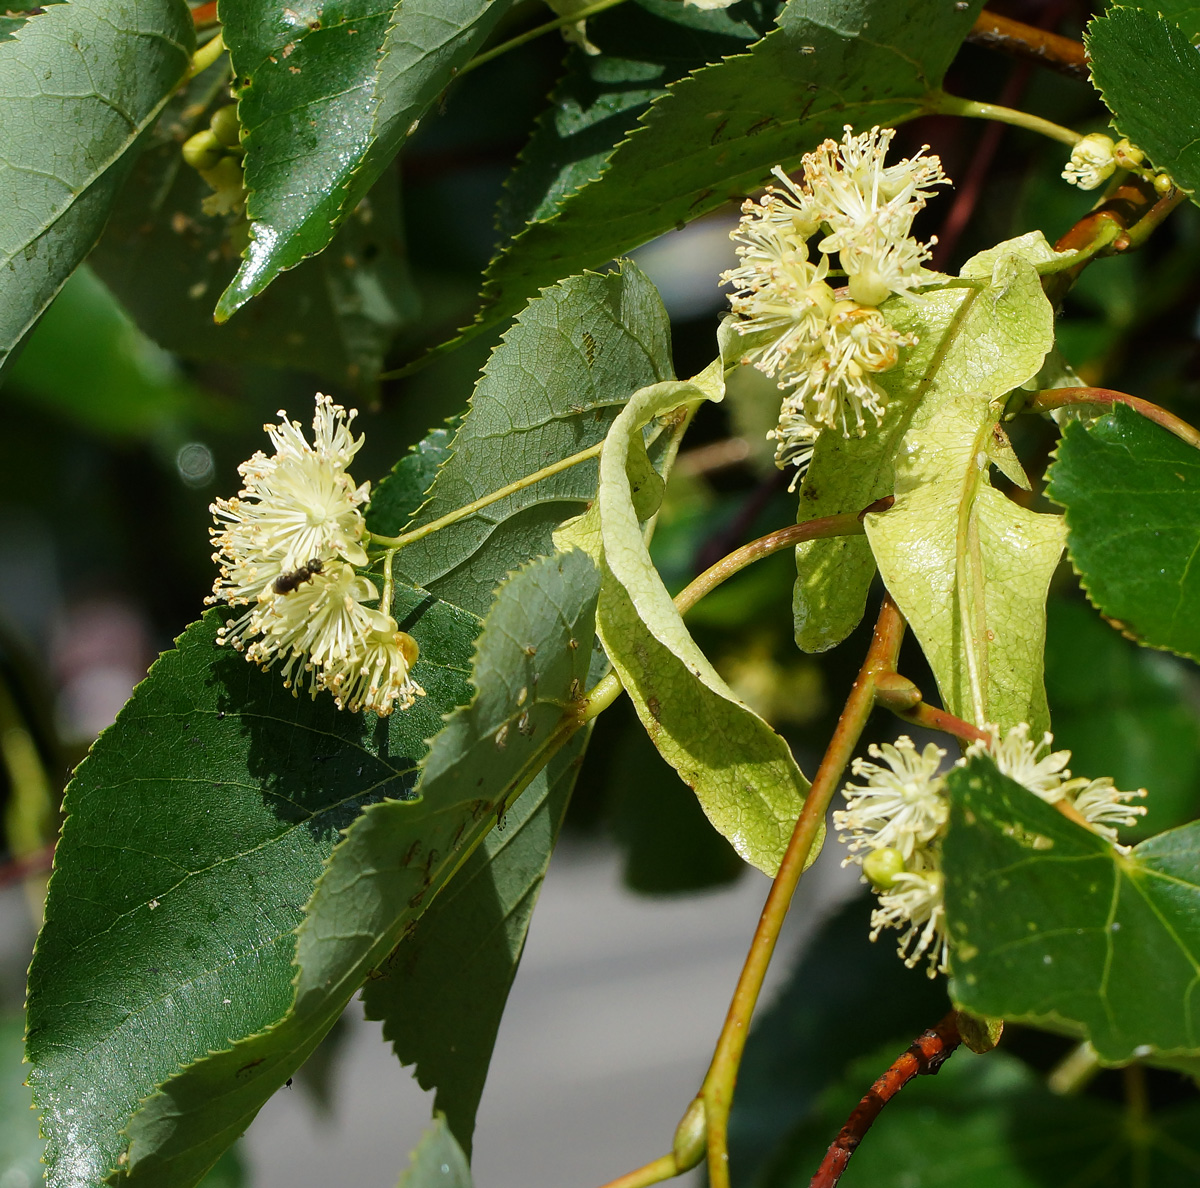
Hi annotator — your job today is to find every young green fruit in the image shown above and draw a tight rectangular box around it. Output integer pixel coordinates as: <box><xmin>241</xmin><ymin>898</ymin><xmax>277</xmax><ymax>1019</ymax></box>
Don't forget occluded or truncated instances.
<box><xmin>209</xmin><ymin>105</ymin><xmax>242</xmax><ymax>150</ymax></box>
<box><xmin>862</xmin><ymin>846</ymin><xmax>906</xmax><ymax>890</ymax></box>
<box><xmin>182</xmin><ymin>128</ymin><xmax>223</xmax><ymax>171</ymax></box>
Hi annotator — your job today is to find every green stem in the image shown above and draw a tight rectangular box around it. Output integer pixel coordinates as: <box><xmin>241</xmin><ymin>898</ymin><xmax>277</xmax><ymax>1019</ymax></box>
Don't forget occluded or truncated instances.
<box><xmin>457</xmin><ymin>0</ymin><xmax>631</xmax><ymax>78</ymax></box>
<box><xmin>1047</xmin><ymin>1041</ymin><xmax>1102</xmax><ymax>1095</ymax></box>
<box><xmin>699</xmin><ymin>595</ymin><xmax>908</xmax><ymax>1188</ymax></box>
<box><xmin>186</xmin><ymin>30</ymin><xmax>225</xmax><ymax>81</ymax></box>
<box><xmin>594</xmin><ymin>1154</ymin><xmax>679</xmax><ymax>1188</ymax></box>
<box><xmin>926</xmin><ymin>91</ymin><xmax>1082</xmax><ymax>146</ymax></box>
<box><xmin>369</xmin><ymin>441</ymin><xmax>604</xmax><ymax>551</ymax></box>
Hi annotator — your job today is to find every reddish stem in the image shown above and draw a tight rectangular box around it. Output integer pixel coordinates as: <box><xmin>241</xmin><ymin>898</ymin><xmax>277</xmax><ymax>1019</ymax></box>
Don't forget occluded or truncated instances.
<box><xmin>0</xmin><ymin>841</ymin><xmax>54</xmax><ymax>889</ymax></box>
<box><xmin>809</xmin><ymin>1013</ymin><xmax>963</xmax><ymax>1188</ymax></box>
<box><xmin>966</xmin><ymin>10</ymin><xmax>1088</xmax><ymax>81</ymax></box>
<box><xmin>191</xmin><ymin>2</ymin><xmax>218</xmax><ymax>25</ymax></box>
<box><xmin>1027</xmin><ymin>387</ymin><xmax>1200</xmax><ymax>451</ymax></box>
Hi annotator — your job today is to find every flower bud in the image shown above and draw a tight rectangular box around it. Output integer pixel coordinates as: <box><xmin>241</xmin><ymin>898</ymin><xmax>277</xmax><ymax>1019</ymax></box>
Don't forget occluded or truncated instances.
<box><xmin>182</xmin><ymin>128</ymin><xmax>223</xmax><ymax>172</ymax></box>
<box><xmin>1113</xmin><ymin>138</ymin><xmax>1144</xmax><ymax>169</ymax></box>
<box><xmin>209</xmin><ymin>104</ymin><xmax>242</xmax><ymax>149</ymax></box>
<box><xmin>1061</xmin><ymin>133</ymin><xmax>1117</xmax><ymax>191</ymax></box>
<box><xmin>672</xmin><ymin>1097</ymin><xmax>707</xmax><ymax>1171</ymax></box>
<box><xmin>862</xmin><ymin>846</ymin><xmax>906</xmax><ymax>890</ymax></box>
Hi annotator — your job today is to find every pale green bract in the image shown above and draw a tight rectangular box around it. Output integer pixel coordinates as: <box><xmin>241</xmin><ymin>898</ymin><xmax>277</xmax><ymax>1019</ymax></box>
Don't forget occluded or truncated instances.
<box><xmin>863</xmin><ymin>242</ymin><xmax>1063</xmax><ymax>733</ymax></box>
<box><xmin>561</xmin><ymin>365</ymin><xmax>813</xmax><ymax>876</ymax></box>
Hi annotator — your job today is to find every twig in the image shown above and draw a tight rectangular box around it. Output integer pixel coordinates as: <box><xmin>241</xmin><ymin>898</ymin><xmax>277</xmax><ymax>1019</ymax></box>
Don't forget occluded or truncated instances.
<box><xmin>966</xmin><ymin>10</ymin><xmax>1089</xmax><ymax>82</ymax></box>
<box><xmin>0</xmin><ymin>841</ymin><xmax>55</xmax><ymax>889</ymax></box>
<box><xmin>809</xmin><ymin>1012</ymin><xmax>962</xmax><ymax>1187</ymax></box>
<box><xmin>1025</xmin><ymin>386</ymin><xmax>1200</xmax><ymax>451</ymax></box>
<box><xmin>699</xmin><ymin>595</ymin><xmax>908</xmax><ymax>1188</ymax></box>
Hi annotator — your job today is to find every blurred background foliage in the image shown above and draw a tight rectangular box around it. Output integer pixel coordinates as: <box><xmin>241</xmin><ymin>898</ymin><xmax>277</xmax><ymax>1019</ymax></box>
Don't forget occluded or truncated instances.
<box><xmin>3</xmin><ymin>0</ymin><xmax>1200</xmax><ymax>1184</ymax></box>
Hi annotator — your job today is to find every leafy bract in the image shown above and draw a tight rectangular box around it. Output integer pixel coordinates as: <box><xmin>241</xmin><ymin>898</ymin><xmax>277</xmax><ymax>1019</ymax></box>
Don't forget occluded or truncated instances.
<box><xmin>945</xmin><ymin>757</ymin><xmax>1200</xmax><ymax>1064</ymax></box>
<box><xmin>396</xmin><ymin>1116</ymin><xmax>473</xmax><ymax>1188</ymax></box>
<box><xmin>1046</xmin><ymin>403</ymin><xmax>1200</xmax><ymax>664</ymax></box>
<box><xmin>116</xmin><ymin>550</ymin><xmax>600</xmax><ymax>1187</ymax></box>
<box><xmin>216</xmin><ymin>0</ymin><xmax>514</xmax><ymax>318</ymax></box>
<box><xmin>91</xmin><ymin>72</ymin><xmax>415</xmax><ymax>391</ymax></box>
<box><xmin>431</xmin><ymin>0</ymin><xmax>982</xmax><ymax>363</ymax></box>
<box><xmin>0</xmin><ymin>0</ymin><xmax>193</xmax><ymax>378</ymax></box>
<box><xmin>863</xmin><ymin>249</ymin><xmax>1061</xmax><ymax>732</ymax></box>
<box><xmin>393</xmin><ymin>262</ymin><xmax>674</xmax><ymax>616</ymax></box>
<box><xmin>1088</xmin><ymin>8</ymin><xmax>1200</xmax><ymax>199</ymax></box>
<box><xmin>759</xmin><ymin>1043</ymin><xmax>1200</xmax><ymax>1188</ymax></box>
<box><xmin>26</xmin><ymin>593</ymin><xmax>477</xmax><ymax>1188</ymax></box>
<box><xmin>362</xmin><ymin>720</ymin><xmax>578</xmax><ymax>1153</ymax></box>
<box><xmin>579</xmin><ymin>372</ymin><xmax>810</xmax><ymax>875</ymax></box>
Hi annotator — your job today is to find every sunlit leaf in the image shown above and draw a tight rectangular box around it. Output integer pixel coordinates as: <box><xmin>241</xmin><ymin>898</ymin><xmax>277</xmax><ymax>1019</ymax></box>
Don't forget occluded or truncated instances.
<box><xmin>945</xmin><ymin>756</ymin><xmax>1200</xmax><ymax>1064</ymax></box>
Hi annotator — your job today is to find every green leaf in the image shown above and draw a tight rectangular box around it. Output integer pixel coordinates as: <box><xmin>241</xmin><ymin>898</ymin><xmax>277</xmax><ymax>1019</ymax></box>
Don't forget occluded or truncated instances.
<box><xmin>759</xmin><ymin>1043</ymin><xmax>1200</xmax><ymax>1188</ymax></box>
<box><xmin>361</xmin><ymin>721</ymin><xmax>581</xmax><ymax>1153</ymax></box>
<box><xmin>116</xmin><ymin>550</ymin><xmax>600</xmax><ymax>1187</ymax></box>
<box><xmin>427</xmin><ymin>0</ymin><xmax>982</xmax><ymax>365</ymax></box>
<box><xmin>6</xmin><ymin>266</ymin><xmax>207</xmax><ymax>441</ymax></box>
<box><xmin>0</xmin><ymin>0</ymin><xmax>63</xmax><ymax>42</ymax></box>
<box><xmin>863</xmin><ymin>251</ymin><xmax>1061</xmax><ymax>732</ymax></box>
<box><xmin>496</xmin><ymin>0</ymin><xmax>782</xmax><ymax>241</ymax></box>
<box><xmin>945</xmin><ymin>756</ymin><xmax>1200</xmax><ymax>1064</ymax></box>
<box><xmin>26</xmin><ymin>591</ymin><xmax>479</xmax><ymax>1188</ymax></box>
<box><xmin>89</xmin><ymin>78</ymin><xmax>416</xmax><ymax>392</ymax></box>
<box><xmin>394</xmin><ymin>262</ymin><xmax>674</xmax><ymax>617</ymax></box>
<box><xmin>607</xmin><ymin>714</ymin><xmax>743</xmax><ymax>895</ymax></box>
<box><xmin>585</xmin><ymin>374</ymin><xmax>810</xmax><ymax>875</ymax></box>
<box><xmin>1126</xmin><ymin>0</ymin><xmax>1200</xmax><ymax>43</ymax></box>
<box><xmin>0</xmin><ymin>0</ymin><xmax>193</xmax><ymax>377</ymax></box>
<box><xmin>1088</xmin><ymin>7</ymin><xmax>1200</xmax><ymax>199</ymax></box>
<box><xmin>1046</xmin><ymin>598</ymin><xmax>1200</xmax><ymax>840</ymax></box>
<box><xmin>216</xmin><ymin>0</ymin><xmax>514</xmax><ymax>318</ymax></box>
<box><xmin>396</xmin><ymin>1115</ymin><xmax>473</xmax><ymax>1188</ymax></box>
<box><xmin>1046</xmin><ymin>402</ymin><xmax>1200</xmax><ymax>664</ymax></box>
<box><xmin>366</xmin><ymin>424</ymin><xmax>458</xmax><ymax>538</ymax></box>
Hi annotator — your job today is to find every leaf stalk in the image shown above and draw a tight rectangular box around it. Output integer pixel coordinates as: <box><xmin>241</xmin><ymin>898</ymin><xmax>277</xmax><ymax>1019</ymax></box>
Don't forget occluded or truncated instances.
<box><xmin>1025</xmin><ymin>387</ymin><xmax>1200</xmax><ymax>452</ymax></box>
<box><xmin>926</xmin><ymin>92</ymin><xmax>1081</xmax><ymax>146</ymax></box>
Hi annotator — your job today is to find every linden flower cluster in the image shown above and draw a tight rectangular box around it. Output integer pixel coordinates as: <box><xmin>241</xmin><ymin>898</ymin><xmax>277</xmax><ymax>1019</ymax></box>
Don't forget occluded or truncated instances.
<box><xmin>834</xmin><ymin>726</ymin><xmax>1147</xmax><ymax>977</ymax></box>
<box><xmin>208</xmin><ymin>394</ymin><xmax>424</xmax><ymax>716</ymax></box>
<box><xmin>722</xmin><ymin>126</ymin><xmax>949</xmax><ymax>484</ymax></box>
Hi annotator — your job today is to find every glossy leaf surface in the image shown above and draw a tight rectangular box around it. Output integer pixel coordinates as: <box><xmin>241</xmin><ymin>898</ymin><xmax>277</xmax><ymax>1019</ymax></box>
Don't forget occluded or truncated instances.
<box><xmin>1047</xmin><ymin>402</ymin><xmax>1200</xmax><ymax>664</ymax></box>
<box><xmin>0</xmin><ymin>0</ymin><xmax>193</xmax><ymax>376</ymax></box>
<box><xmin>27</xmin><ymin>596</ymin><xmax>478</xmax><ymax>1188</ymax></box>
<box><xmin>117</xmin><ymin>551</ymin><xmax>599</xmax><ymax>1186</ymax></box>
<box><xmin>945</xmin><ymin>757</ymin><xmax>1200</xmax><ymax>1064</ymax></box>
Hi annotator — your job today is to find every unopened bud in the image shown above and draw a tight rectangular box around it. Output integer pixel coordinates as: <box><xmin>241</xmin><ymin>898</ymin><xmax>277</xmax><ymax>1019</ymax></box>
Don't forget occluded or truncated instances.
<box><xmin>672</xmin><ymin>1097</ymin><xmax>707</xmax><ymax>1171</ymax></box>
<box><xmin>1154</xmin><ymin>172</ymin><xmax>1175</xmax><ymax>196</ymax></box>
<box><xmin>209</xmin><ymin>104</ymin><xmax>242</xmax><ymax>149</ymax></box>
<box><xmin>182</xmin><ymin>128</ymin><xmax>223</xmax><ymax>171</ymax></box>
<box><xmin>1113</xmin><ymin>138</ymin><xmax>1144</xmax><ymax>169</ymax></box>
<box><xmin>862</xmin><ymin>846</ymin><xmax>906</xmax><ymax>891</ymax></box>
<box><xmin>1062</xmin><ymin>133</ymin><xmax>1116</xmax><ymax>191</ymax></box>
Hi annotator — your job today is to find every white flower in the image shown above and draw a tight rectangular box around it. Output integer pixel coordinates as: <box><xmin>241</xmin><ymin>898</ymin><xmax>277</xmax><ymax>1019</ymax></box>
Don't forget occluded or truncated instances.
<box><xmin>870</xmin><ymin>862</ymin><xmax>949</xmax><ymax>977</ymax></box>
<box><xmin>684</xmin><ymin>0</ymin><xmax>738</xmax><ymax>7</ymax></box>
<box><xmin>323</xmin><ymin>623</ymin><xmax>424</xmax><ymax>716</ymax></box>
<box><xmin>766</xmin><ymin>408</ymin><xmax>821</xmax><ymax>489</ymax></box>
<box><xmin>835</xmin><ymin>736</ymin><xmax>948</xmax><ymax>861</ymax></box>
<box><xmin>1062</xmin><ymin>133</ymin><xmax>1117</xmax><ymax>191</ymax></box>
<box><xmin>803</xmin><ymin>126</ymin><xmax>949</xmax><ymax>305</ymax></box>
<box><xmin>782</xmin><ymin>301</ymin><xmax>914</xmax><ymax>435</ymax></box>
<box><xmin>209</xmin><ymin>394</ymin><xmax>370</xmax><ymax>606</ymax></box>
<box><xmin>971</xmin><ymin>723</ymin><xmax>1148</xmax><ymax>844</ymax></box>
<box><xmin>974</xmin><ymin>722</ymin><xmax>1074</xmax><ymax>803</ymax></box>
<box><xmin>1063</xmin><ymin>776</ymin><xmax>1147</xmax><ymax>842</ymax></box>
<box><xmin>221</xmin><ymin>562</ymin><xmax>383</xmax><ymax>693</ymax></box>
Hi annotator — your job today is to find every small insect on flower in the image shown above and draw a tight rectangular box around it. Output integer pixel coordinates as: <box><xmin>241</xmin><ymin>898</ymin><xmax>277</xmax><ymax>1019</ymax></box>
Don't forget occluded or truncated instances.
<box><xmin>209</xmin><ymin>393</ymin><xmax>424</xmax><ymax>717</ymax></box>
<box><xmin>272</xmin><ymin>557</ymin><xmax>324</xmax><ymax>596</ymax></box>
